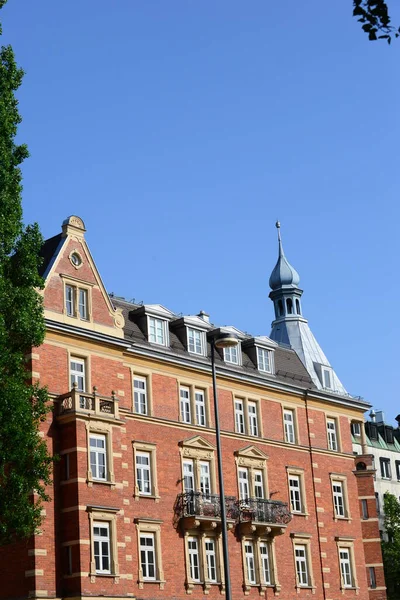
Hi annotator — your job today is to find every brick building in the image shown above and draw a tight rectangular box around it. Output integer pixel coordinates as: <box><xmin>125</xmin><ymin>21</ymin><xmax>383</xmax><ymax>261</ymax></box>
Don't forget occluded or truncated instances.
<box><xmin>0</xmin><ymin>216</ymin><xmax>386</xmax><ymax>599</ymax></box>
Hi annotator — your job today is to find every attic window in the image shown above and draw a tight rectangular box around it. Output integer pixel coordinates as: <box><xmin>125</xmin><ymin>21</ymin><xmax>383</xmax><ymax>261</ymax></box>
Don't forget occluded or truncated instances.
<box><xmin>148</xmin><ymin>316</ymin><xmax>168</xmax><ymax>346</ymax></box>
<box><xmin>69</xmin><ymin>250</ymin><xmax>83</xmax><ymax>269</ymax></box>
<box><xmin>187</xmin><ymin>327</ymin><xmax>206</xmax><ymax>356</ymax></box>
<box><xmin>321</xmin><ymin>367</ymin><xmax>333</xmax><ymax>390</ymax></box>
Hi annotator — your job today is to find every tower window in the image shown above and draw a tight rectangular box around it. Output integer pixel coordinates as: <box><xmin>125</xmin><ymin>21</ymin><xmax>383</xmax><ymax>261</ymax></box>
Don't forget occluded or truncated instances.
<box><xmin>277</xmin><ymin>299</ymin><xmax>283</xmax><ymax>316</ymax></box>
<box><xmin>286</xmin><ymin>298</ymin><xmax>293</xmax><ymax>314</ymax></box>
<box><xmin>295</xmin><ymin>299</ymin><xmax>301</xmax><ymax>314</ymax></box>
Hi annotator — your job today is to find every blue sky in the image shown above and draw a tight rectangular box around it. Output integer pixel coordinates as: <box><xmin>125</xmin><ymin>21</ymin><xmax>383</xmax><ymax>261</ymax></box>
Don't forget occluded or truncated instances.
<box><xmin>3</xmin><ymin>1</ymin><xmax>400</xmax><ymax>421</ymax></box>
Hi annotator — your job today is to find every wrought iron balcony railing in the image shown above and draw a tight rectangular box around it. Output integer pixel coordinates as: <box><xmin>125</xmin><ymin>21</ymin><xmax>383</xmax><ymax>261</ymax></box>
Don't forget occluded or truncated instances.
<box><xmin>238</xmin><ymin>498</ymin><xmax>292</xmax><ymax>525</ymax></box>
<box><xmin>58</xmin><ymin>384</ymin><xmax>119</xmax><ymax>419</ymax></box>
<box><xmin>176</xmin><ymin>491</ymin><xmax>239</xmax><ymax>521</ymax></box>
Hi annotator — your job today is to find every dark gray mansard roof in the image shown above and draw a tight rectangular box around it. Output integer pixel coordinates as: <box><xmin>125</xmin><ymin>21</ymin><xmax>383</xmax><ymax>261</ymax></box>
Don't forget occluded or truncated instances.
<box><xmin>111</xmin><ymin>297</ymin><xmax>315</xmax><ymax>391</ymax></box>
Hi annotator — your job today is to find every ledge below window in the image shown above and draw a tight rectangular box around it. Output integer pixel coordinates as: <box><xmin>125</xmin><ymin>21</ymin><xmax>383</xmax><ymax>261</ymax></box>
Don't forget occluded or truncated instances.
<box><xmin>90</xmin><ymin>572</ymin><xmax>119</xmax><ymax>584</ymax></box>
<box><xmin>138</xmin><ymin>579</ymin><xmax>166</xmax><ymax>590</ymax></box>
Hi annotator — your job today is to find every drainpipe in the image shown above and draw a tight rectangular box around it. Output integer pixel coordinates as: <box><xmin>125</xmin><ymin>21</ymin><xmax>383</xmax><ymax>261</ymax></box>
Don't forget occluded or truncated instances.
<box><xmin>305</xmin><ymin>390</ymin><xmax>327</xmax><ymax>600</ymax></box>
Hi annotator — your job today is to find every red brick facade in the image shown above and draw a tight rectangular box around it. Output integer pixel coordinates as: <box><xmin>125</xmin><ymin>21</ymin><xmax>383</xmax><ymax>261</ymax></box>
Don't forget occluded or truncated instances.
<box><xmin>0</xmin><ymin>217</ymin><xmax>386</xmax><ymax>600</ymax></box>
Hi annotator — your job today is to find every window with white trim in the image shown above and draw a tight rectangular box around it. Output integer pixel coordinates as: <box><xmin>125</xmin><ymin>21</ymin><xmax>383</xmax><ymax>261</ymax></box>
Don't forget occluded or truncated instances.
<box><xmin>235</xmin><ymin>399</ymin><xmax>245</xmax><ymax>434</ymax></box>
<box><xmin>239</xmin><ymin>467</ymin><xmax>250</xmax><ymax>501</ymax></box>
<box><xmin>380</xmin><ymin>457</ymin><xmax>391</xmax><ymax>479</ymax></box>
<box><xmin>294</xmin><ymin>544</ymin><xmax>309</xmax><ymax>586</ymax></box>
<box><xmin>90</xmin><ymin>434</ymin><xmax>107</xmax><ymax>481</ymax></box>
<box><xmin>140</xmin><ymin>533</ymin><xmax>156</xmax><ymax>581</ymax></box>
<box><xmin>351</xmin><ymin>421</ymin><xmax>361</xmax><ymax>437</ymax></box>
<box><xmin>259</xmin><ymin>542</ymin><xmax>271</xmax><ymax>585</ymax></box>
<box><xmin>322</xmin><ymin>367</ymin><xmax>333</xmax><ymax>390</ymax></box>
<box><xmin>369</xmin><ymin>566</ymin><xmax>376</xmax><ymax>589</ymax></box>
<box><xmin>93</xmin><ymin>522</ymin><xmax>111</xmax><ymax>574</ymax></box>
<box><xmin>65</xmin><ymin>284</ymin><xmax>90</xmax><ymax>321</ymax></box>
<box><xmin>133</xmin><ymin>441</ymin><xmax>159</xmax><ymax>500</ymax></box>
<box><xmin>248</xmin><ymin>402</ymin><xmax>258</xmax><ymax>436</ymax></box>
<box><xmin>254</xmin><ymin>470</ymin><xmax>264</xmax><ymax>499</ymax></box>
<box><xmin>182</xmin><ymin>451</ymin><xmax>215</xmax><ymax>499</ymax></box>
<box><xmin>289</xmin><ymin>474</ymin><xmax>302</xmax><ymax>513</ymax></box>
<box><xmin>224</xmin><ymin>344</ymin><xmax>240</xmax><ymax>365</ymax></box>
<box><xmin>199</xmin><ymin>461</ymin><xmax>211</xmax><ymax>497</ymax></box>
<box><xmin>241</xmin><ymin>537</ymin><xmax>275</xmax><ymax>592</ymax></box>
<box><xmin>327</xmin><ymin>418</ymin><xmax>338</xmax><ymax>451</ymax></box>
<box><xmin>184</xmin><ymin>533</ymin><xmax>222</xmax><ymax>590</ymax></box>
<box><xmin>136</xmin><ymin>451</ymin><xmax>151</xmax><ymax>495</ymax></box>
<box><xmin>135</xmin><ymin>518</ymin><xmax>164</xmax><ymax>588</ymax></box>
<box><xmin>234</xmin><ymin>397</ymin><xmax>261</xmax><ymax>437</ymax></box>
<box><xmin>283</xmin><ymin>409</ymin><xmax>296</xmax><ymax>444</ymax></box>
<box><xmin>134</xmin><ymin>376</ymin><xmax>148</xmax><ymax>415</ymax></box>
<box><xmin>205</xmin><ymin>537</ymin><xmax>217</xmax><ymax>583</ymax></box>
<box><xmin>195</xmin><ymin>390</ymin><xmax>206</xmax><ymax>427</ymax></box>
<box><xmin>70</xmin><ymin>357</ymin><xmax>86</xmax><ymax>391</ymax></box>
<box><xmin>332</xmin><ymin>481</ymin><xmax>346</xmax><ymax>517</ymax></box>
<box><xmin>339</xmin><ymin>547</ymin><xmax>353</xmax><ymax>588</ymax></box>
<box><xmin>245</xmin><ymin>541</ymin><xmax>256</xmax><ymax>584</ymax></box>
<box><xmin>257</xmin><ymin>347</ymin><xmax>273</xmax><ymax>373</ymax></box>
<box><xmin>187</xmin><ymin>327</ymin><xmax>205</xmax><ymax>355</ymax></box>
<box><xmin>179</xmin><ymin>385</ymin><xmax>208</xmax><ymax>426</ymax></box>
<box><xmin>180</xmin><ymin>387</ymin><xmax>191</xmax><ymax>424</ymax></box>
<box><xmin>148</xmin><ymin>316</ymin><xmax>167</xmax><ymax>346</ymax></box>
<box><xmin>188</xmin><ymin>537</ymin><xmax>201</xmax><ymax>582</ymax></box>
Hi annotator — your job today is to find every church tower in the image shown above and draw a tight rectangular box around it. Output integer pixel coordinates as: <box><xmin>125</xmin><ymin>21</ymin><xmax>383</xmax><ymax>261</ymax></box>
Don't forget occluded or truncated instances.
<box><xmin>269</xmin><ymin>222</ymin><xmax>347</xmax><ymax>395</ymax></box>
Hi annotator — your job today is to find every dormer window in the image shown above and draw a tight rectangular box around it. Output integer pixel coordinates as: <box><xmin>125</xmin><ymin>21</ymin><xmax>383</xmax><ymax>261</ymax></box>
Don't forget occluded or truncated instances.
<box><xmin>224</xmin><ymin>344</ymin><xmax>240</xmax><ymax>365</ymax></box>
<box><xmin>321</xmin><ymin>367</ymin><xmax>333</xmax><ymax>390</ymax></box>
<box><xmin>64</xmin><ymin>281</ymin><xmax>91</xmax><ymax>321</ymax></box>
<box><xmin>257</xmin><ymin>347</ymin><xmax>273</xmax><ymax>373</ymax></box>
<box><xmin>187</xmin><ymin>327</ymin><xmax>206</xmax><ymax>356</ymax></box>
<box><xmin>148</xmin><ymin>316</ymin><xmax>168</xmax><ymax>346</ymax></box>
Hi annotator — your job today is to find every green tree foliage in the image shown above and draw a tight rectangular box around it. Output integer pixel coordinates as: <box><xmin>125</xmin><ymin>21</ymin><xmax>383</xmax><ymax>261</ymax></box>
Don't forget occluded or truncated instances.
<box><xmin>381</xmin><ymin>493</ymin><xmax>400</xmax><ymax>599</ymax></box>
<box><xmin>353</xmin><ymin>0</ymin><xmax>400</xmax><ymax>42</ymax></box>
<box><xmin>0</xmin><ymin>0</ymin><xmax>52</xmax><ymax>545</ymax></box>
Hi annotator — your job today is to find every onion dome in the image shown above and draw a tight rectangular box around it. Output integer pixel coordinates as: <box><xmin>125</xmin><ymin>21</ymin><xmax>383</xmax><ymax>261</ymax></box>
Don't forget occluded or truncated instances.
<box><xmin>269</xmin><ymin>222</ymin><xmax>300</xmax><ymax>290</ymax></box>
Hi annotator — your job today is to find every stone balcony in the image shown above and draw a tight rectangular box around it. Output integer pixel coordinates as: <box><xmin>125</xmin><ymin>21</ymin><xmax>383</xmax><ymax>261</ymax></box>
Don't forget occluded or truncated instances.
<box><xmin>57</xmin><ymin>383</ymin><xmax>120</xmax><ymax>421</ymax></box>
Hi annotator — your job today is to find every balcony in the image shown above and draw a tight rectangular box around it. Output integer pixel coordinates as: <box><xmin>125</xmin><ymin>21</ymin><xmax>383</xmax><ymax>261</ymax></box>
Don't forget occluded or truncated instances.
<box><xmin>237</xmin><ymin>498</ymin><xmax>292</xmax><ymax>536</ymax></box>
<box><xmin>176</xmin><ymin>491</ymin><xmax>238</xmax><ymax>531</ymax></box>
<box><xmin>57</xmin><ymin>384</ymin><xmax>120</xmax><ymax>421</ymax></box>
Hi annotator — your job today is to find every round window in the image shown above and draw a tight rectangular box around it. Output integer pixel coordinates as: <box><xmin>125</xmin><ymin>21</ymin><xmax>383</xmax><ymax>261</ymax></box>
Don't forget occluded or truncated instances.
<box><xmin>70</xmin><ymin>252</ymin><xmax>82</xmax><ymax>267</ymax></box>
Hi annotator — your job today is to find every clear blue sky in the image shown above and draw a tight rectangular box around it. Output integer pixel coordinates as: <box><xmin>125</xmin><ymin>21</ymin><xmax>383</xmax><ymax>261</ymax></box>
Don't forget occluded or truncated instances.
<box><xmin>3</xmin><ymin>1</ymin><xmax>400</xmax><ymax>421</ymax></box>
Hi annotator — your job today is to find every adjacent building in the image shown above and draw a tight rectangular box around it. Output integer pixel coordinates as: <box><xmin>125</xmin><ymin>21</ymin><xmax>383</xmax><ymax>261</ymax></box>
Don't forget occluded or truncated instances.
<box><xmin>0</xmin><ymin>217</ymin><xmax>386</xmax><ymax>599</ymax></box>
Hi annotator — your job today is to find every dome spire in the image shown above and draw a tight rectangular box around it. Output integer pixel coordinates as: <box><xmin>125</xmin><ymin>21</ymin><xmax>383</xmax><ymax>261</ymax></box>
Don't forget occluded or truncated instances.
<box><xmin>269</xmin><ymin>221</ymin><xmax>300</xmax><ymax>291</ymax></box>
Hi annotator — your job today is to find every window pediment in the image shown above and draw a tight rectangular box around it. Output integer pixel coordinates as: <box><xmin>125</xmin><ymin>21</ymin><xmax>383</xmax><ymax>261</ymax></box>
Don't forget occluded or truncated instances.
<box><xmin>179</xmin><ymin>436</ymin><xmax>215</xmax><ymax>460</ymax></box>
<box><xmin>235</xmin><ymin>445</ymin><xmax>269</xmax><ymax>467</ymax></box>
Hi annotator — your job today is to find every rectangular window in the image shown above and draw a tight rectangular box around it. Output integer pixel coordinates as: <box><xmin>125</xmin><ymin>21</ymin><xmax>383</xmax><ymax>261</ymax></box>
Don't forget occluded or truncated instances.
<box><xmin>322</xmin><ymin>367</ymin><xmax>333</xmax><ymax>389</ymax></box>
<box><xmin>90</xmin><ymin>434</ymin><xmax>107</xmax><ymax>481</ymax></box>
<box><xmin>187</xmin><ymin>327</ymin><xmax>204</xmax><ymax>355</ymax></box>
<box><xmin>195</xmin><ymin>390</ymin><xmax>206</xmax><ymax>426</ymax></box>
<box><xmin>188</xmin><ymin>537</ymin><xmax>200</xmax><ymax>582</ymax></box>
<box><xmin>224</xmin><ymin>345</ymin><xmax>239</xmax><ymax>364</ymax></box>
<box><xmin>294</xmin><ymin>544</ymin><xmax>309</xmax><ymax>586</ymax></box>
<box><xmin>375</xmin><ymin>492</ymin><xmax>380</xmax><ymax>515</ymax></box>
<box><xmin>140</xmin><ymin>533</ymin><xmax>156</xmax><ymax>581</ymax></box>
<box><xmin>148</xmin><ymin>317</ymin><xmax>166</xmax><ymax>345</ymax></box>
<box><xmin>361</xmin><ymin>499</ymin><xmax>369</xmax><ymax>519</ymax></box>
<box><xmin>289</xmin><ymin>475</ymin><xmax>302</xmax><ymax>513</ymax></box>
<box><xmin>235</xmin><ymin>399</ymin><xmax>245</xmax><ymax>434</ymax></box>
<box><xmin>332</xmin><ymin>481</ymin><xmax>346</xmax><ymax>517</ymax></box>
<box><xmin>239</xmin><ymin>467</ymin><xmax>250</xmax><ymax>501</ymax></box>
<box><xmin>248</xmin><ymin>401</ymin><xmax>258</xmax><ymax>436</ymax></box>
<box><xmin>254</xmin><ymin>470</ymin><xmax>264</xmax><ymax>499</ymax></box>
<box><xmin>327</xmin><ymin>418</ymin><xmax>338</xmax><ymax>451</ymax></box>
<box><xmin>245</xmin><ymin>541</ymin><xmax>256</xmax><ymax>585</ymax></box>
<box><xmin>134</xmin><ymin>376</ymin><xmax>148</xmax><ymax>415</ymax></box>
<box><xmin>70</xmin><ymin>358</ymin><xmax>86</xmax><ymax>391</ymax></box>
<box><xmin>339</xmin><ymin>548</ymin><xmax>353</xmax><ymax>588</ymax></box>
<box><xmin>351</xmin><ymin>422</ymin><xmax>361</xmax><ymax>437</ymax></box>
<box><xmin>259</xmin><ymin>542</ymin><xmax>271</xmax><ymax>585</ymax></box>
<box><xmin>257</xmin><ymin>347</ymin><xmax>272</xmax><ymax>373</ymax></box>
<box><xmin>284</xmin><ymin>409</ymin><xmax>296</xmax><ymax>444</ymax></box>
<box><xmin>199</xmin><ymin>461</ymin><xmax>211</xmax><ymax>497</ymax></box>
<box><xmin>205</xmin><ymin>538</ymin><xmax>217</xmax><ymax>582</ymax></box>
<box><xmin>369</xmin><ymin>566</ymin><xmax>376</xmax><ymax>589</ymax></box>
<box><xmin>78</xmin><ymin>288</ymin><xmax>88</xmax><ymax>320</ymax></box>
<box><xmin>66</xmin><ymin>284</ymin><xmax>75</xmax><ymax>316</ymax></box>
<box><xmin>396</xmin><ymin>461</ymin><xmax>400</xmax><ymax>481</ymax></box>
<box><xmin>93</xmin><ymin>522</ymin><xmax>111</xmax><ymax>574</ymax></box>
<box><xmin>136</xmin><ymin>451</ymin><xmax>151</xmax><ymax>495</ymax></box>
<box><xmin>183</xmin><ymin>460</ymin><xmax>195</xmax><ymax>493</ymax></box>
<box><xmin>380</xmin><ymin>458</ymin><xmax>391</xmax><ymax>479</ymax></box>
<box><xmin>180</xmin><ymin>387</ymin><xmax>191</xmax><ymax>424</ymax></box>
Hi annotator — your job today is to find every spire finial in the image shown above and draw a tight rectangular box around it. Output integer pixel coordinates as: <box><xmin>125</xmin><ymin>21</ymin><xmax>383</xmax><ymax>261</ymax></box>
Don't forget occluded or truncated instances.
<box><xmin>276</xmin><ymin>220</ymin><xmax>283</xmax><ymax>255</ymax></box>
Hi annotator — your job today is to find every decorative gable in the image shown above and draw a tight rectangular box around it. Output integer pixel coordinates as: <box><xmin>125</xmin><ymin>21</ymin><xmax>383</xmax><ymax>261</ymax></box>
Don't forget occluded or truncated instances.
<box><xmin>234</xmin><ymin>445</ymin><xmax>269</xmax><ymax>468</ymax></box>
<box><xmin>179</xmin><ymin>435</ymin><xmax>215</xmax><ymax>460</ymax></box>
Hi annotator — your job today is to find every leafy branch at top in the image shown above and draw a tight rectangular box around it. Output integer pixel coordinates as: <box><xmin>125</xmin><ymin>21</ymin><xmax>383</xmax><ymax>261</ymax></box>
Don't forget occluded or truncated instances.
<box><xmin>353</xmin><ymin>0</ymin><xmax>400</xmax><ymax>43</ymax></box>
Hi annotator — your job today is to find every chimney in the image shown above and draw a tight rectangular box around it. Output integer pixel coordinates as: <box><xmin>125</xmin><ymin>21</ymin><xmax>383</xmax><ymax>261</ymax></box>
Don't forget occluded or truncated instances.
<box><xmin>375</xmin><ymin>411</ymin><xmax>385</xmax><ymax>424</ymax></box>
<box><xmin>198</xmin><ymin>310</ymin><xmax>210</xmax><ymax>323</ymax></box>
<box><xmin>369</xmin><ymin>409</ymin><xmax>376</xmax><ymax>422</ymax></box>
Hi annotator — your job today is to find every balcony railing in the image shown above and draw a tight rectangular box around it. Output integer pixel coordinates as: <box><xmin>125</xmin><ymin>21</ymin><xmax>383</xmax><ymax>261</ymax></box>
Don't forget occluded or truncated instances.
<box><xmin>238</xmin><ymin>498</ymin><xmax>292</xmax><ymax>525</ymax></box>
<box><xmin>58</xmin><ymin>384</ymin><xmax>119</xmax><ymax>419</ymax></box>
<box><xmin>176</xmin><ymin>491</ymin><xmax>239</xmax><ymax>521</ymax></box>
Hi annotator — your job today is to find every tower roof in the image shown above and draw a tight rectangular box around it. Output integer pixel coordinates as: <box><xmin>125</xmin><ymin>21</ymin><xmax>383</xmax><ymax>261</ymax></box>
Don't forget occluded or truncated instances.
<box><xmin>269</xmin><ymin>221</ymin><xmax>300</xmax><ymax>290</ymax></box>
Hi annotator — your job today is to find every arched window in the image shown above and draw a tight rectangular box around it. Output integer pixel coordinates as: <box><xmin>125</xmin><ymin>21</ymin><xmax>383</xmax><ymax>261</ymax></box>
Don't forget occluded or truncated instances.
<box><xmin>286</xmin><ymin>298</ymin><xmax>293</xmax><ymax>314</ymax></box>
<box><xmin>277</xmin><ymin>299</ymin><xmax>283</xmax><ymax>316</ymax></box>
<box><xmin>295</xmin><ymin>299</ymin><xmax>301</xmax><ymax>315</ymax></box>
<box><xmin>356</xmin><ymin>462</ymin><xmax>366</xmax><ymax>471</ymax></box>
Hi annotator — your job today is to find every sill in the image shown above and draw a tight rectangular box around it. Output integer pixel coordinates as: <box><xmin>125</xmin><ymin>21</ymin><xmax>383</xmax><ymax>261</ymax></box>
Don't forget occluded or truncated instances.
<box><xmin>139</xmin><ymin>579</ymin><xmax>165</xmax><ymax>590</ymax></box>
<box><xmin>88</xmin><ymin>479</ymin><xmax>115</xmax><ymax>487</ymax></box>
<box><xmin>292</xmin><ymin>512</ymin><xmax>309</xmax><ymax>518</ymax></box>
<box><xmin>334</xmin><ymin>516</ymin><xmax>351</xmax><ymax>522</ymax></box>
<box><xmin>134</xmin><ymin>493</ymin><xmax>160</xmax><ymax>502</ymax></box>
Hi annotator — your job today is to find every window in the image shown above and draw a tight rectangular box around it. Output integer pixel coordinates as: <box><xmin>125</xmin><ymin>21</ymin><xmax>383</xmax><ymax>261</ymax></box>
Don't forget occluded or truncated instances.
<box><xmin>369</xmin><ymin>566</ymin><xmax>376</xmax><ymax>589</ymax></box>
<box><xmin>339</xmin><ymin>548</ymin><xmax>353</xmax><ymax>588</ymax></box>
<box><xmin>332</xmin><ymin>481</ymin><xmax>346</xmax><ymax>518</ymax></box>
<box><xmin>380</xmin><ymin>458</ymin><xmax>391</xmax><ymax>479</ymax></box>
<box><xmin>327</xmin><ymin>418</ymin><xmax>338</xmax><ymax>451</ymax></box>
<box><xmin>132</xmin><ymin>441</ymin><xmax>159</xmax><ymax>500</ymax></box>
<box><xmin>93</xmin><ymin>522</ymin><xmax>111</xmax><ymax>574</ymax></box>
<box><xmin>375</xmin><ymin>492</ymin><xmax>380</xmax><ymax>515</ymax></box>
<box><xmin>188</xmin><ymin>537</ymin><xmax>200</xmax><ymax>582</ymax></box>
<box><xmin>239</xmin><ymin>468</ymin><xmax>250</xmax><ymax>501</ymax></box>
<box><xmin>183</xmin><ymin>460</ymin><xmax>195</xmax><ymax>493</ymax></box>
<box><xmin>234</xmin><ymin>397</ymin><xmax>261</xmax><ymax>437</ymax></box>
<box><xmin>257</xmin><ymin>347</ymin><xmax>273</xmax><ymax>373</ymax></box>
<box><xmin>322</xmin><ymin>367</ymin><xmax>333</xmax><ymax>390</ymax></box>
<box><xmin>245</xmin><ymin>541</ymin><xmax>256</xmax><ymax>584</ymax></box>
<box><xmin>187</xmin><ymin>327</ymin><xmax>205</xmax><ymax>355</ymax></box>
<box><xmin>179</xmin><ymin>436</ymin><xmax>216</xmax><ymax>501</ymax></box>
<box><xmin>184</xmin><ymin>534</ymin><xmax>222</xmax><ymax>591</ymax></box>
<box><xmin>90</xmin><ymin>434</ymin><xmax>107</xmax><ymax>481</ymax></box>
<box><xmin>70</xmin><ymin>357</ymin><xmax>86</xmax><ymax>391</ymax></box>
<box><xmin>135</xmin><ymin>518</ymin><xmax>164</xmax><ymax>589</ymax></box>
<box><xmin>205</xmin><ymin>538</ymin><xmax>217</xmax><ymax>583</ymax></box>
<box><xmin>259</xmin><ymin>542</ymin><xmax>271</xmax><ymax>585</ymax></box>
<box><xmin>351</xmin><ymin>422</ymin><xmax>361</xmax><ymax>437</ymax></box>
<box><xmin>224</xmin><ymin>345</ymin><xmax>240</xmax><ymax>365</ymax></box>
<box><xmin>294</xmin><ymin>545</ymin><xmax>309</xmax><ymax>586</ymax></box>
<box><xmin>396</xmin><ymin>460</ymin><xmax>400</xmax><ymax>481</ymax></box>
<box><xmin>289</xmin><ymin>475</ymin><xmax>302</xmax><ymax>513</ymax></box>
<box><xmin>200</xmin><ymin>461</ymin><xmax>211</xmax><ymax>497</ymax></box>
<box><xmin>361</xmin><ymin>499</ymin><xmax>369</xmax><ymax>519</ymax></box>
<box><xmin>140</xmin><ymin>534</ymin><xmax>156</xmax><ymax>581</ymax></box>
<box><xmin>241</xmin><ymin>537</ymin><xmax>275</xmax><ymax>593</ymax></box>
<box><xmin>179</xmin><ymin>385</ymin><xmax>208</xmax><ymax>426</ymax></box>
<box><xmin>254</xmin><ymin>470</ymin><xmax>264</xmax><ymax>499</ymax></box>
<box><xmin>148</xmin><ymin>316</ymin><xmax>167</xmax><ymax>346</ymax></box>
<box><xmin>64</xmin><ymin>283</ymin><xmax>90</xmax><ymax>320</ymax></box>
<box><xmin>235</xmin><ymin>446</ymin><xmax>268</xmax><ymax>505</ymax></box>
<box><xmin>283</xmin><ymin>409</ymin><xmax>296</xmax><ymax>444</ymax></box>
<box><xmin>134</xmin><ymin>376</ymin><xmax>148</xmax><ymax>415</ymax></box>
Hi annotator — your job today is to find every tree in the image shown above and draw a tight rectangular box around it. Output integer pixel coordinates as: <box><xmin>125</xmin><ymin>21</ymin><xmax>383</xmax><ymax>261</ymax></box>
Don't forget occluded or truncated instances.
<box><xmin>0</xmin><ymin>0</ymin><xmax>52</xmax><ymax>545</ymax></box>
<box><xmin>381</xmin><ymin>493</ymin><xmax>400</xmax><ymax>599</ymax></box>
<box><xmin>353</xmin><ymin>0</ymin><xmax>400</xmax><ymax>42</ymax></box>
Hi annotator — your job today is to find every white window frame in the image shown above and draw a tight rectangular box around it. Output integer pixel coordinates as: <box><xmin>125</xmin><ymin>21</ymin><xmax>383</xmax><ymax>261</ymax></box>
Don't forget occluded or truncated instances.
<box><xmin>352</xmin><ymin>421</ymin><xmax>361</xmax><ymax>437</ymax></box>
<box><xmin>322</xmin><ymin>366</ymin><xmax>333</xmax><ymax>390</ymax></box>
<box><xmin>223</xmin><ymin>344</ymin><xmax>241</xmax><ymax>365</ymax></box>
<box><xmin>259</xmin><ymin>541</ymin><xmax>271</xmax><ymax>585</ymax></box>
<box><xmin>188</xmin><ymin>536</ymin><xmax>201</xmax><ymax>582</ymax></box>
<box><xmin>134</xmin><ymin>376</ymin><xmax>148</xmax><ymax>415</ymax></box>
<box><xmin>78</xmin><ymin>288</ymin><xmax>88</xmax><ymax>320</ymax></box>
<box><xmin>93</xmin><ymin>521</ymin><xmax>111</xmax><ymax>574</ymax></box>
<box><xmin>235</xmin><ymin>399</ymin><xmax>245</xmax><ymax>434</ymax></box>
<box><xmin>199</xmin><ymin>461</ymin><xmax>211</xmax><ymax>497</ymax></box>
<box><xmin>380</xmin><ymin>458</ymin><xmax>391</xmax><ymax>479</ymax></box>
<box><xmin>136</xmin><ymin>451</ymin><xmax>152</xmax><ymax>496</ymax></box>
<box><xmin>140</xmin><ymin>533</ymin><xmax>157</xmax><ymax>581</ymax></box>
<box><xmin>66</xmin><ymin>284</ymin><xmax>75</xmax><ymax>317</ymax></box>
<box><xmin>332</xmin><ymin>481</ymin><xmax>345</xmax><ymax>518</ymax></box>
<box><xmin>187</xmin><ymin>327</ymin><xmax>205</xmax><ymax>356</ymax></box>
<box><xmin>195</xmin><ymin>390</ymin><xmax>206</xmax><ymax>426</ymax></box>
<box><xmin>205</xmin><ymin>537</ymin><xmax>217</xmax><ymax>583</ymax></box>
<box><xmin>254</xmin><ymin>469</ymin><xmax>264</xmax><ymax>500</ymax></box>
<box><xmin>257</xmin><ymin>347</ymin><xmax>273</xmax><ymax>373</ymax></box>
<box><xmin>241</xmin><ymin>536</ymin><xmax>276</xmax><ymax>593</ymax></box>
<box><xmin>339</xmin><ymin>547</ymin><xmax>353</xmax><ymax>588</ymax></box>
<box><xmin>180</xmin><ymin>386</ymin><xmax>191</xmax><ymax>424</ymax></box>
<box><xmin>179</xmin><ymin>385</ymin><xmax>208</xmax><ymax>427</ymax></box>
<box><xmin>238</xmin><ymin>467</ymin><xmax>250</xmax><ymax>501</ymax></box>
<box><xmin>234</xmin><ymin>397</ymin><xmax>262</xmax><ymax>437</ymax></box>
<box><xmin>245</xmin><ymin>541</ymin><xmax>256</xmax><ymax>585</ymax></box>
<box><xmin>184</xmin><ymin>533</ymin><xmax>222</xmax><ymax>591</ymax></box>
<box><xmin>183</xmin><ymin>459</ymin><xmax>195</xmax><ymax>493</ymax></box>
<box><xmin>132</xmin><ymin>441</ymin><xmax>159</xmax><ymax>500</ymax></box>
<box><xmin>70</xmin><ymin>357</ymin><xmax>86</xmax><ymax>392</ymax></box>
<box><xmin>283</xmin><ymin>408</ymin><xmax>296</xmax><ymax>444</ymax></box>
<box><xmin>248</xmin><ymin>401</ymin><xmax>259</xmax><ymax>437</ymax></box>
<box><xmin>289</xmin><ymin>474</ymin><xmax>302</xmax><ymax>513</ymax></box>
<box><xmin>63</xmin><ymin>280</ymin><xmax>91</xmax><ymax>322</ymax></box>
<box><xmin>89</xmin><ymin>433</ymin><xmax>107</xmax><ymax>481</ymax></box>
<box><xmin>327</xmin><ymin>417</ymin><xmax>339</xmax><ymax>451</ymax></box>
<box><xmin>148</xmin><ymin>316</ymin><xmax>168</xmax><ymax>346</ymax></box>
<box><xmin>135</xmin><ymin>518</ymin><xmax>165</xmax><ymax>589</ymax></box>
<box><xmin>294</xmin><ymin>544</ymin><xmax>309</xmax><ymax>587</ymax></box>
